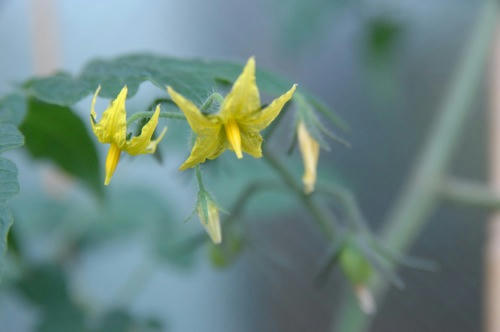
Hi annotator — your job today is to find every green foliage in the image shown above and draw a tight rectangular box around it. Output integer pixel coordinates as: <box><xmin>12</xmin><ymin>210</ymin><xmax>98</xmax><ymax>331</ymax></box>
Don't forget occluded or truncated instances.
<box><xmin>19</xmin><ymin>99</ymin><xmax>102</xmax><ymax>196</ymax></box>
<box><xmin>22</xmin><ymin>54</ymin><xmax>342</xmax><ymax>128</ymax></box>
<box><xmin>339</xmin><ymin>245</ymin><xmax>373</xmax><ymax>285</ymax></box>
<box><xmin>209</xmin><ymin>231</ymin><xmax>245</xmax><ymax>268</ymax></box>
<box><xmin>0</xmin><ymin>94</ymin><xmax>26</xmax><ymax>126</ymax></box>
<box><xmin>15</xmin><ymin>264</ymin><xmax>163</xmax><ymax>332</ymax></box>
<box><xmin>0</xmin><ymin>101</ymin><xmax>24</xmax><ymax>275</ymax></box>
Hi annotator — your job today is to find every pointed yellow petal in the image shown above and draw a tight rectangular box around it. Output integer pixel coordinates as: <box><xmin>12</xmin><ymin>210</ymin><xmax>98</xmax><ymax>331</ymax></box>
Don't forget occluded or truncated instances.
<box><xmin>124</xmin><ymin>105</ymin><xmax>165</xmax><ymax>155</ymax></box>
<box><xmin>104</xmin><ymin>143</ymin><xmax>121</xmax><ymax>185</ymax></box>
<box><xmin>298</xmin><ymin>122</ymin><xmax>320</xmax><ymax>194</ymax></box>
<box><xmin>179</xmin><ymin>131</ymin><xmax>226</xmax><ymax>170</ymax></box>
<box><xmin>224</xmin><ymin>119</ymin><xmax>243</xmax><ymax>159</ymax></box>
<box><xmin>241</xmin><ymin>129</ymin><xmax>263</xmax><ymax>158</ymax></box>
<box><xmin>241</xmin><ymin>84</ymin><xmax>297</xmax><ymax>131</ymax></box>
<box><xmin>90</xmin><ymin>85</ymin><xmax>128</xmax><ymax>147</ymax></box>
<box><xmin>219</xmin><ymin>57</ymin><xmax>261</xmax><ymax>120</ymax></box>
<box><xmin>167</xmin><ymin>86</ymin><xmax>218</xmax><ymax>135</ymax></box>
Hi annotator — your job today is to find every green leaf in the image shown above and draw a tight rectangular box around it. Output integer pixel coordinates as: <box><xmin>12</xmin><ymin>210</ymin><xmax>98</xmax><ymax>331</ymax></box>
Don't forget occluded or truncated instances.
<box><xmin>0</xmin><ymin>158</ymin><xmax>19</xmax><ymax>203</ymax></box>
<box><xmin>0</xmin><ymin>106</ymin><xmax>24</xmax><ymax>275</ymax></box>
<box><xmin>20</xmin><ymin>98</ymin><xmax>102</xmax><ymax>196</ymax></box>
<box><xmin>20</xmin><ymin>54</ymin><xmax>344</xmax><ymax>133</ymax></box>
<box><xmin>24</xmin><ymin>72</ymin><xmax>92</xmax><ymax>107</ymax></box>
<box><xmin>0</xmin><ymin>93</ymin><xmax>27</xmax><ymax>125</ymax></box>
<box><xmin>0</xmin><ymin>206</ymin><xmax>13</xmax><ymax>272</ymax></box>
<box><xmin>15</xmin><ymin>264</ymin><xmax>87</xmax><ymax>332</ymax></box>
<box><xmin>0</xmin><ymin>123</ymin><xmax>24</xmax><ymax>153</ymax></box>
<box><xmin>96</xmin><ymin>310</ymin><xmax>163</xmax><ymax>332</ymax></box>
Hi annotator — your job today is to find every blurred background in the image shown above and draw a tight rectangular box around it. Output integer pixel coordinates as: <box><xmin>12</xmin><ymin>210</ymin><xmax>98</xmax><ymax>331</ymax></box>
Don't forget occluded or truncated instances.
<box><xmin>0</xmin><ymin>0</ymin><xmax>488</xmax><ymax>331</ymax></box>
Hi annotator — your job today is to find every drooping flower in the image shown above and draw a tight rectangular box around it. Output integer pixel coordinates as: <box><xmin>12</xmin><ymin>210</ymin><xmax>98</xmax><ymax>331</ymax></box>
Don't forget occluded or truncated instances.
<box><xmin>167</xmin><ymin>57</ymin><xmax>297</xmax><ymax>170</ymax></box>
<box><xmin>297</xmin><ymin>121</ymin><xmax>320</xmax><ymax>194</ymax></box>
<box><xmin>90</xmin><ymin>85</ymin><xmax>167</xmax><ymax>185</ymax></box>
<box><xmin>196</xmin><ymin>189</ymin><xmax>222</xmax><ymax>244</ymax></box>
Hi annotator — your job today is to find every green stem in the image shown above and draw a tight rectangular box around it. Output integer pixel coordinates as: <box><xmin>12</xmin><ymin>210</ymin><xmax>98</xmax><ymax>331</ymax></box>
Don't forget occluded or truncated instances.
<box><xmin>334</xmin><ymin>1</ymin><xmax>498</xmax><ymax>331</ymax></box>
<box><xmin>127</xmin><ymin>111</ymin><xmax>186</xmax><ymax>126</ymax></box>
<box><xmin>262</xmin><ymin>149</ymin><xmax>335</xmax><ymax>240</ymax></box>
<box><xmin>440</xmin><ymin>177</ymin><xmax>500</xmax><ymax>210</ymax></box>
<box><xmin>195</xmin><ymin>165</ymin><xmax>206</xmax><ymax>192</ymax></box>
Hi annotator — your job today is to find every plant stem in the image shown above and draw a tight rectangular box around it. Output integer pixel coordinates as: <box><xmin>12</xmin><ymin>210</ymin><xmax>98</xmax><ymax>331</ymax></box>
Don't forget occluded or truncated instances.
<box><xmin>195</xmin><ymin>165</ymin><xmax>205</xmax><ymax>192</ymax></box>
<box><xmin>127</xmin><ymin>111</ymin><xmax>186</xmax><ymax>126</ymax></box>
<box><xmin>334</xmin><ymin>1</ymin><xmax>498</xmax><ymax>331</ymax></box>
<box><xmin>440</xmin><ymin>177</ymin><xmax>500</xmax><ymax>210</ymax></box>
<box><xmin>262</xmin><ymin>149</ymin><xmax>335</xmax><ymax>240</ymax></box>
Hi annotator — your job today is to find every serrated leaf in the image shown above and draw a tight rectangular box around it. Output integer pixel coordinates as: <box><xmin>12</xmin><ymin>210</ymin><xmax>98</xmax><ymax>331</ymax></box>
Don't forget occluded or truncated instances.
<box><xmin>0</xmin><ymin>93</ymin><xmax>27</xmax><ymax>125</ymax></box>
<box><xmin>0</xmin><ymin>120</ymin><xmax>23</xmax><ymax>274</ymax></box>
<box><xmin>0</xmin><ymin>123</ymin><xmax>24</xmax><ymax>153</ymax></box>
<box><xmin>20</xmin><ymin>98</ymin><xmax>102</xmax><ymax>196</ymax></box>
<box><xmin>0</xmin><ymin>158</ymin><xmax>19</xmax><ymax>203</ymax></box>
<box><xmin>0</xmin><ymin>206</ymin><xmax>13</xmax><ymax>271</ymax></box>
<box><xmin>21</xmin><ymin>54</ymin><xmax>344</xmax><ymax>133</ymax></box>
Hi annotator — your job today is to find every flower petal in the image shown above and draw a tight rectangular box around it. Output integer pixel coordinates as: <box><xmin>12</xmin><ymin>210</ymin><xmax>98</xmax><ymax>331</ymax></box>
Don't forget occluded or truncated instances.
<box><xmin>298</xmin><ymin>121</ymin><xmax>320</xmax><ymax>194</ymax></box>
<box><xmin>179</xmin><ymin>130</ymin><xmax>226</xmax><ymax>170</ymax></box>
<box><xmin>241</xmin><ymin>84</ymin><xmax>296</xmax><ymax>131</ymax></box>
<box><xmin>90</xmin><ymin>85</ymin><xmax>128</xmax><ymax>147</ymax></box>
<box><xmin>219</xmin><ymin>57</ymin><xmax>261</xmax><ymax>121</ymax></box>
<box><xmin>124</xmin><ymin>105</ymin><xmax>165</xmax><ymax>155</ymax></box>
<box><xmin>241</xmin><ymin>129</ymin><xmax>263</xmax><ymax>158</ymax></box>
<box><xmin>167</xmin><ymin>86</ymin><xmax>218</xmax><ymax>135</ymax></box>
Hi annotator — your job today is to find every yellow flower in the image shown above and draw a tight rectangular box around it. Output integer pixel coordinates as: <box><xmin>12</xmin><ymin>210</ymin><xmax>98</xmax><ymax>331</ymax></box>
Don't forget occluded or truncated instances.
<box><xmin>90</xmin><ymin>85</ymin><xmax>167</xmax><ymax>185</ymax></box>
<box><xmin>167</xmin><ymin>57</ymin><xmax>297</xmax><ymax>170</ymax></box>
<box><xmin>297</xmin><ymin>121</ymin><xmax>320</xmax><ymax>194</ymax></box>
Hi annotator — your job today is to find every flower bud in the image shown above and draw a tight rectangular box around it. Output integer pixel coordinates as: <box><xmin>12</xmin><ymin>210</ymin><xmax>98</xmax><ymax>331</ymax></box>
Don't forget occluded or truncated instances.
<box><xmin>339</xmin><ymin>245</ymin><xmax>376</xmax><ymax>314</ymax></box>
<box><xmin>197</xmin><ymin>191</ymin><xmax>222</xmax><ymax>244</ymax></box>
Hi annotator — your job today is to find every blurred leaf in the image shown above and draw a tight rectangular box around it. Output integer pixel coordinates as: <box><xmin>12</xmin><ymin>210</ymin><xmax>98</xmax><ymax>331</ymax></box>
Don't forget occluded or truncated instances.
<box><xmin>272</xmin><ymin>0</ymin><xmax>352</xmax><ymax>52</ymax></box>
<box><xmin>16</xmin><ymin>264</ymin><xmax>162</xmax><ymax>332</ymax></box>
<box><xmin>96</xmin><ymin>310</ymin><xmax>163</xmax><ymax>332</ymax></box>
<box><xmin>367</xmin><ymin>18</ymin><xmax>401</xmax><ymax>58</ymax></box>
<box><xmin>363</xmin><ymin>17</ymin><xmax>403</xmax><ymax>104</ymax></box>
<box><xmin>0</xmin><ymin>110</ymin><xmax>23</xmax><ymax>274</ymax></box>
<box><xmin>0</xmin><ymin>93</ymin><xmax>27</xmax><ymax>125</ymax></box>
<box><xmin>0</xmin><ymin>206</ymin><xmax>13</xmax><ymax>272</ymax></box>
<box><xmin>16</xmin><ymin>264</ymin><xmax>87</xmax><ymax>332</ymax></box>
<box><xmin>0</xmin><ymin>123</ymin><xmax>24</xmax><ymax>153</ymax></box>
<box><xmin>0</xmin><ymin>158</ymin><xmax>19</xmax><ymax>203</ymax></box>
<box><xmin>209</xmin><ymin>231</ymin><xmax>245</xmax><ymax>268</ymax></box>
<box><xmin>20</xmin><ymin>98</ymin><xmax>102</xmax><ymax>196</ymax></box>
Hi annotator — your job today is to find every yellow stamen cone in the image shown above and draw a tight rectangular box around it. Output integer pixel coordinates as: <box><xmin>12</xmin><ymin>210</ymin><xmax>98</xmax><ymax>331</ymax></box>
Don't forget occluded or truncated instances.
<box><xmin>225</xmin><ymin>119</ymin><xmax>243</xmax><ymax>159</ymax></box>
<box><xmin>104</xmin><ymin>143</ymin><xmax>121</xmax><ymax>185</ymax></box>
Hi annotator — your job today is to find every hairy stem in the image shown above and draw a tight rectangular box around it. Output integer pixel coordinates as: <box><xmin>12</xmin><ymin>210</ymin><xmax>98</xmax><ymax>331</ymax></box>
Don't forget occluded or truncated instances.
<box><xmin>127</xmin><ymin>111</ymin><xmax>186</xmax><ymax>126</ymax></box>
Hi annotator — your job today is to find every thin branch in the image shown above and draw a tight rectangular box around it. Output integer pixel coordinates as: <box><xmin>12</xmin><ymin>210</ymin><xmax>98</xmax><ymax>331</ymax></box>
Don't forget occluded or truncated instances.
<box><xmin>262</xmin><ymin>149</ymin><xmax>336</xmax><ymax>240</ymax></box>
<box><xmin>441</xmin><ymin>177</ymin><xmax>500</xmax><ymax>210</ymax></box>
